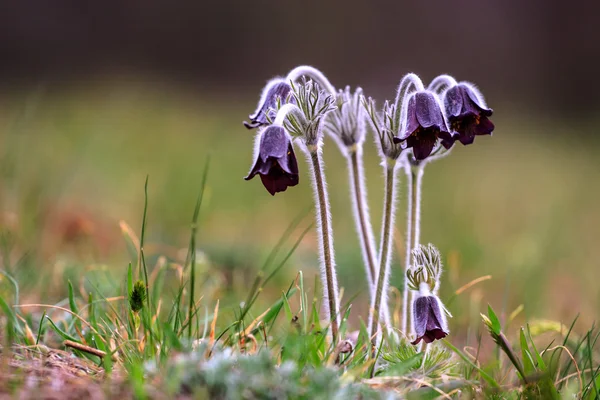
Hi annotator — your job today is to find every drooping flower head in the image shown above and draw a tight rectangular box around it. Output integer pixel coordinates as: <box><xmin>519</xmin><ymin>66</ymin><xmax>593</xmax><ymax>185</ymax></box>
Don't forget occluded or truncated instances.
<box><xmin>324</xmin><ymin>86</ymin><xmax>367</xmax><ymax>153</ymax></box>
<box><xmin>411</xmin><ymin>295</ymin><xmax>449</xmax><ymax>345</ymax></box>
<box><xmin>244</xmin><ymin>125</ymin><xmax>299</xmax><ymax>195</ymax></box>
<box><xmin>443</xmin><ymin>82</ymin><xmax>494</xmax><ymax>146</ymax></box>
<box><xmin>244</xmin><ymin>79</ymin><xmax>293</xmax><ymax>129</ymax></box>
<box><xmin>393</xmin><ymin>90</ymin><xmax>453</xmax><ymax>161</ymax></box>
<box><xmin>407</xmin><ymin>244</ymin><xmax>451</xmax><ymax>345</ymax></box>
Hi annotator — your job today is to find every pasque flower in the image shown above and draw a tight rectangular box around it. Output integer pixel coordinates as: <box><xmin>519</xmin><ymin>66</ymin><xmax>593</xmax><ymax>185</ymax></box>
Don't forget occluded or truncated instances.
<box><xmin>245</xmin><ymin>125</ymin><xmax>299</xmax><ymax>195</ymax></box>
<box><xmin>393</xmin><ymin>91</ymin><xmax>452</xmax><ymax>161</ymax></box>
<box><xmin>443</xmin><ymin>82</ymin><xmax>494</xmax><ymax>146</ymax></box>
<box><xmin>407</xmin><ymin>244</ymin><xmax>451</xmax><ymax>345</ymax></box>
<box><xmin>243</xmin><ymin>79</ymin><xmax>293</xmax><ymax>129</ymax></box>
<box><xmin>411</xmin><ymin>294</ymin><xmax>449</xmax><ymax>344</ymax></box>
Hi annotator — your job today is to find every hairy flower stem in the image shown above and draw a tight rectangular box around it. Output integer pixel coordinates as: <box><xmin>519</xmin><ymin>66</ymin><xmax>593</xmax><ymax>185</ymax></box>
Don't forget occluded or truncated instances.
<box><xmin>370</xmin><ymin>161</ymin><xmax>397</xmax><ymax>351</ymax></box>
<box><xmin>402</xmin><ymin>163</ymin><xmax>424</xmax><ymax>336</ymax></box>
<box><xmin>348</xmin><ymin>148</ymin><xmax>376</xmax><ymax>286</ymax></box>
<box><xmin>348</xmin><ymin>147</ymin><xmax>394</xmax><ymax>332</ymax></box>
<box><xmin>308</xmin><ymin>146</ymin><xmax>340</xmax><ymax>344</ymax></box>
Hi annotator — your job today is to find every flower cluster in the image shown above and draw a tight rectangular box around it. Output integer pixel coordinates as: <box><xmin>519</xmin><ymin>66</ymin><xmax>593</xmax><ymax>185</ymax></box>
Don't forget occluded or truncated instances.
<box><xmin>365</xmin><ymin>74</ymin><xmax>495</xmax><ymax>164</ymax></box>
<box><xmin>241</xmin><ymin>66</ymin><xmax>495</xmax><ymax>358</ymax></box>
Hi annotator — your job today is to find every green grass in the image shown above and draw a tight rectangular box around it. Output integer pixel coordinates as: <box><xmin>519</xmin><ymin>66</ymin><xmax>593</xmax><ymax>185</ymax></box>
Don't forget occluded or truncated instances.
<box><xmin>0</xmin><ymin>83</ymin><xmax>599</xmax><ymax>398</ymax></box>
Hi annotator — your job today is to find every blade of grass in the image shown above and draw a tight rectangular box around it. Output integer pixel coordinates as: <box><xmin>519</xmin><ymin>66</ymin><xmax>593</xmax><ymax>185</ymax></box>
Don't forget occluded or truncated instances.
<box><xmin>243</xmin><ymin>222</ymin><xmax>313</xmax><ymax>321</ymax></box>
<box><xmin>35</xmin><ymin>311</ymin><xmax>47</xmax><ymax>345</ymax></box>
<box><xmin>187</xmin><ymin>156</ymin><xmax>210</xmax><ymax>338</ymax></box>
<box><xmin>46</xmin><ymin>316</ymin><xmax>79</xmax><ymax>342</ymax></box>
<box><xmin>0</xmin><ymin>296</ymin><xmax>23</xmax><ymax>337</ymax></box>
<box><xmin>585</xmin><ymin>332</ymin><xmax>600</xmax><ymax>398</ymax></box>
<box><xmin>127</xmin><ymin>263</ymin><xmax>134</xmax><ymax>302</ymax></box>
<box><xmin>0</xmin><ymin>269</ymin><xmax>19</xmax><ymax>305</ymax></box>
<box><xmin>442</xmin><ymin>339</ymin><xmax>500</xmax><ymax>389</ymax></box>
<box><xmin>140</xmin><ymin>177</ymin><xmax>150</xmax><ymax>310</ymax></box>
<box><xmin>520</xmin><ymin>328</ymin><xmax>536</xmax><ymax>376</ymax></box>
<box><xmin>238</xmin><ymin>206</ymin><xmax>312</xmax><ymax>325</ymax></box>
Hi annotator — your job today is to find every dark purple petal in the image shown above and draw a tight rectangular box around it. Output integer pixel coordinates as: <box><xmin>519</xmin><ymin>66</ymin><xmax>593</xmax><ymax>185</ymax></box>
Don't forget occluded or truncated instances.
<box><xmin>412</xmin><ymin>296</ymin><xmax>430</xmax><ymax>343</ymax></box>
<box><xmin>449</xmin><ymin>114</ymin><xmax>494</xmax><ymax>145</ymax></box>
<box><xmin>277</xmin><ymin>142</ymin><xmax>299</xmax><ymax>175</ymax></box>
<box><xmin>406</xmin><ymin>130</ymin><xmax>438</xmax><ymax>160</ymax></box>
<box><xmin>413</xmin><ymin>91</ymin><xmax>445</xmax><ymax>130</ymax></box>
<box><xmin>477</xmin><ymin>116</ymin><xmax>495</xmax><ymax>134</ymax></box>
<box><xmin>259</xmin><ymin>126</ymin><xmax>289</xmax><ymax>162</ymax></box>
<box><xmin>244</xmin><ymin>157</ymin><xmax>273</xmax><ymax>181</ymax></box>
<box><xmin>444</xmin><ymin>84</ymin><xmax>492</xmax><ymax>118</ymax></box>
<box><xmin>259</xmin><ymin>166</ymin><xmax>299</xmax><ymax>196</ymax></box>
<box><xmin>463</xmin><ymin>85</ymin><xmax>493</xmax><ymax>116</ymax></box>
<box><xmin>402</xmin><ymin>95</ymin><xmax>420</xmax><ymax>140</ymax></box>
<box><xmin>244</xmin><ymin>81</ymin><xmax>292</xmax><ymax>129</ymax></box>
<box><xmin>438</xmin><ymin>131</ymin><xmax>456</xmax><ymax>149</ymax></box>
<box><xmin>444</xmin><ymin>86</ymin><xmax>464</xmax><ymax>118</ymax></box>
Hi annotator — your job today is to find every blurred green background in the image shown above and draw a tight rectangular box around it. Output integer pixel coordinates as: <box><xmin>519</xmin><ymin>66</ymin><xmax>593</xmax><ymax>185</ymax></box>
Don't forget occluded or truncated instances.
<box><xmin>0</xmin><ymin>0</ymin><xmax>599</xmax><ymax>341</ymax></box>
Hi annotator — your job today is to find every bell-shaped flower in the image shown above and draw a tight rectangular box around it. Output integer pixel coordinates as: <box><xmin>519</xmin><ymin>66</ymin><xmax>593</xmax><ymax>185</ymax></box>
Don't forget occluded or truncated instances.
<box><xmin>411</xmin><ymin>294</ymin><xmax>450</xmax><ymax>345</ymax></box>
<box><xmin>244</xmin><ymin>126</ymin><xmax>299</xmax><ymax>195</ymax></box>
<box><xmin>443</xmin><ymin>83</ymin><xmax>494</xmax><ymax>145</ymax></box>
<box><xmin>244</xmin><ymin>79</ymin><xmax>293</xmax><ymax>129</ymax></box>
<box><xmin>394</xmin><ymin>91</ymin><xmax>452</xmax><ymax>161</ymax></box>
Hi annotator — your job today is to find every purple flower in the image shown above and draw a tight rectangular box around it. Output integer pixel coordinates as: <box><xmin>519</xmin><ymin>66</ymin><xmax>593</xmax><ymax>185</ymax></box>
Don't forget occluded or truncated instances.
<box><xmin>443</xmin><ymin>83</ymin><xmax>494</xmax><ymax>146</ymax></box>
<box><xmin>244</xmin><ymin>80</ymin><xmax>293</xmax><ymax>129</ymax></box>
<box><xmin>245</xmin><ymin>126</ymin><xmax>299</xmax><ymax>196</ymax></box>
<box><xmin>393</xmin><ymin>91</ymin><xmax>452</xmax><ymax>161</ymax></box>
<box><xmin>411</xmin><ymin>295</ymin><xmax>449</xmax><ymax>345</ymax></box>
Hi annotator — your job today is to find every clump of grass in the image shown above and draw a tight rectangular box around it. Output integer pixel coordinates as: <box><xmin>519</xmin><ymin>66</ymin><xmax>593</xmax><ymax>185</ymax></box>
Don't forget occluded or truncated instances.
<box><xmin>1</xmin><ymin>174</ymin><xmax>598</xmax><ymax>398</ymax></box>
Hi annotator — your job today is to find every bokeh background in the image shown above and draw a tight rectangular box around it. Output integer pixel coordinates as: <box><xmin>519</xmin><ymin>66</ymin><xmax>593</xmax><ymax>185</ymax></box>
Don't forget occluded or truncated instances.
<box><xmin>1</xmin><ymin>1</ymin><xmax>599</xmax><ymax>339</ymax></box>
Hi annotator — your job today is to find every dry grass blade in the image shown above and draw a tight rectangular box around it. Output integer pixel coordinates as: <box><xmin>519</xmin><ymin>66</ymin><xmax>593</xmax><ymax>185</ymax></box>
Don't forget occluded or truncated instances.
<box><xmin>455</xmin><ymin>275</ymin><xmax>492</xmax><ymax>295</ymax></box>
<box><xmin>64</xmin><ymin>340</ymin><xmax>117</xmax><ymax>361</ymax></box>
<box><xmin>363</xmin><ymin>376</ymin><xmax>453</xmax><ymax>399</ymax></box>
<box><xmin>14</xmin><ymin>304</ymin><xmax>105</xmax><ymax>342</ymax></box>
<box><xmin>119</xmin><ymin>220</ymin><xmax>140</xmax><ymax>252</ymax></box>
<box><xmin>177</xmin><ymin>297</ymin><xmax>204</xmax><ymax>336</ymax></box>
<box><xmin>209</xmin><ymin>300</ymin><xmax>220</xmax><ymax>346</ymax></box>
<box><xmin>243</xmin><ymin>307</ymin><xmax>271</xmax><ymax>337</ymax></box>
<box><xmin>543</xmin><ymin>345</ymin><xmax>583</xmax><ymax>396</ymax></box>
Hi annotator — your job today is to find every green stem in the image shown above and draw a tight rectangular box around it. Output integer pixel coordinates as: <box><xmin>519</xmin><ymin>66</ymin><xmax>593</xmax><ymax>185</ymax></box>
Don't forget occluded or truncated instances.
<box><xmin>309</xmin><ymin>148</ymin><xmax>340</xmax><ymax>344</ymax></box>
<box><xmin>402</xmin><ymin>164</ymin><xmax>423</xmax><ymax>336</ymax></box>
<box><xmin>370</xmin><ymin>163</ymin><xmax>396</xmax><ymax>349</ymax></box>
